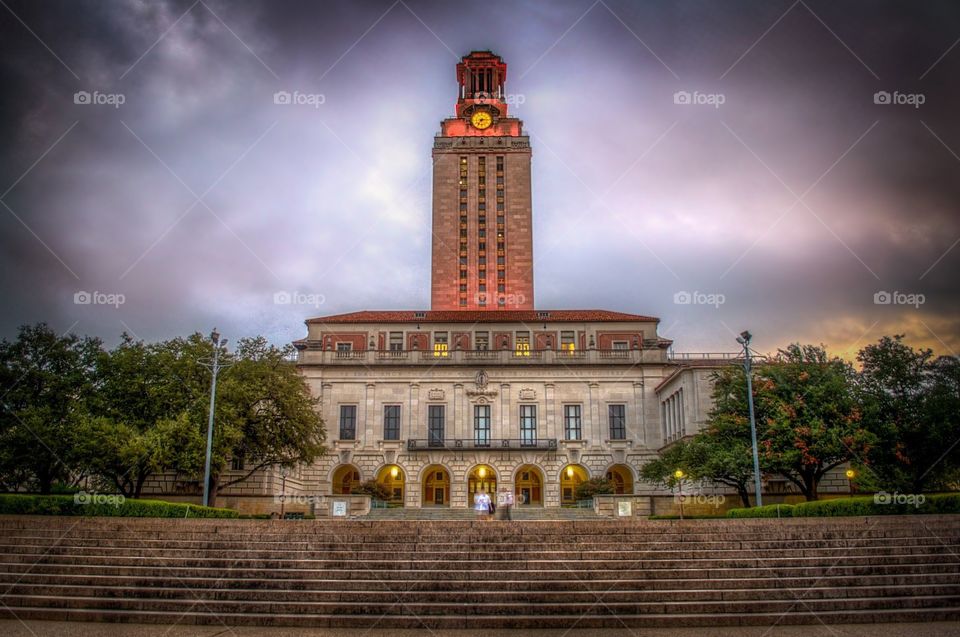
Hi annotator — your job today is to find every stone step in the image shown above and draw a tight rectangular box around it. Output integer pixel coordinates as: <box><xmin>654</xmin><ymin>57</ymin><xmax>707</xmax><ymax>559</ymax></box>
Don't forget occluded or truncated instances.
<box><xmin>3</xmin><ymin>605</ymin><xmax>959</xmax><ymax>628</ymax></box>
<box><xmin>5</xmin><ymin>542</ymin><xmax>957</xmax><ymax>561</ymax></box>
<box><xmin>6</xmin><ymin>582</ymin><xmax>960</xmax><ymax>603</ymax></box>
<box><xmin>3</xmin><ymin>570</ymin><xmax>955</xmax><ymax>591</ymax></box>
<box><xmin>3</xmin><ymin>561</ymin><xmax>957</xmax><ymax>580</ymax></box>
<box><xmin>5</xmin><ymin>592</ymin><xmax>960</xmax><ymax>615</ymax></box>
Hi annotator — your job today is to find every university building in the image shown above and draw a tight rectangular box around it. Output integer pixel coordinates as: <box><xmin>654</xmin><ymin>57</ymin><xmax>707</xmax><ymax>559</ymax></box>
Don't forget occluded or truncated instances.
<box><xmin>290</xmin><ymin>51</ymin><xmax>732</xmax><ymax>511</ymax></box>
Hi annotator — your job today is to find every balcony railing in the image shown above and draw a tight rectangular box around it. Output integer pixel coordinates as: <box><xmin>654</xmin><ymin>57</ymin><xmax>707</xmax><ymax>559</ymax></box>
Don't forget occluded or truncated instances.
<box><xmin>299</xmin><ymin>347</ymin><xmax>660</xmax><ymax>366</ymax></box>
<box><xmin>407</xmin><ymin>438</ymin><xmax>558</xmax><ymax>451</ymax></box>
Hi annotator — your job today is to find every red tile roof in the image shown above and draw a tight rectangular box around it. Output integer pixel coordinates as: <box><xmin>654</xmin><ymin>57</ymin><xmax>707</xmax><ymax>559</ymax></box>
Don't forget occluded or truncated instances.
<box><xmin>306</xmin><ymin>309</ymin><xmax>659</xmax><ymax>324</ymax></box>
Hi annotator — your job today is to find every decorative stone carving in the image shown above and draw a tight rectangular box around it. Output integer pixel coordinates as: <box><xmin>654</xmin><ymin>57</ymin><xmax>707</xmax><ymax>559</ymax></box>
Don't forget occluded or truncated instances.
<box><xmin>519</xmin><ymin>388</ymin><xmax>536</xmax><ymax>400</ymax></box>
<box><xmin>428</xmin><ymin>388</ymin><xmax>445</xmax><ymax>400</ymax></box>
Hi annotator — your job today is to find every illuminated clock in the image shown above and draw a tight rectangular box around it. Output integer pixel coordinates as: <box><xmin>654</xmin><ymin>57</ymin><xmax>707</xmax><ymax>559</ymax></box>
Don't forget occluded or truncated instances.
<box><xmin>471</xmin><ymin>110</ymin><xmax>493</xmax><ymax>130</ymax></box>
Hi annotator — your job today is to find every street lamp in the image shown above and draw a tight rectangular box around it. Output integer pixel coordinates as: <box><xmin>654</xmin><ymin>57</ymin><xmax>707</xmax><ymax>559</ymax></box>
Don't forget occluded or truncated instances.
<box><xmin>736</xmin><ymin>330</ymin><xmax>763</xmax><ymax>508</ymax></box>
<box><xmin>674</xmin><ymin>469</ymin><xmax>685</xmax><ymax>520</ymax></box>
<box><xmin>201</xmin><ymin>329</ymin><xmax>227</xmax><ymax>508</ymax></box>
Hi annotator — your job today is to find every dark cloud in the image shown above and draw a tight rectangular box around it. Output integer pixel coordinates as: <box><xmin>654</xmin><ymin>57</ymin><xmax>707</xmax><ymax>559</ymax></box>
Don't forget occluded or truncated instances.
<box><xmin>0</xmin><ymin>0</ymin><xmax>958</xmax><ymax>356</ymax></box>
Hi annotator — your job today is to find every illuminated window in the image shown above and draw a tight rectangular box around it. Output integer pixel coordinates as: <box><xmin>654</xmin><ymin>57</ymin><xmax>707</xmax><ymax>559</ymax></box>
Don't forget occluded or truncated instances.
<box><xmin>561</xmin><ymin>331</ymin><xmax>576</xmax><ymax>352</ymax></box>
<box><xmin>515</xmin><ymin>331</ymin><xmax>530</xmax><ymax>356</ymax></box>
<box><xmin>433</xmin><ymin>332</ymin><xmax>448</xmax><ymax>358</ymax></box>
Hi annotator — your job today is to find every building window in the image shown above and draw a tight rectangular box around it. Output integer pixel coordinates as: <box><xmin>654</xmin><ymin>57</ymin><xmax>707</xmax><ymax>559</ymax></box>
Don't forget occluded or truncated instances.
<box><xmin>389</xmin><ymin>332</ymin><xmax>403</xmax><ymax>351</ymax></box>
<box><xmin>383</xmin><ymin>405</ymin><xmax>401</xmax><ymax>440</ymax></box>
<box><xmin>612</xmin><ymin>341</ymin><xmax>629</xmax><ymax>350</ymax></box>
<box><xmin>336</xmin><ymin>342</ymin><xmax>352</xmax><ymax>352</ymax></box>
<box><xmin>515</xmin><ymin>331</ymin><xmax>530</xmax><ymax>356</ymax></box>
<box><xmin>428</xmin><ymin>405</ymin><xmax>445</xmax><ymax>446</ymax></box>
<box><xmin>231</xmin><ymin>455</ymin><xmax>245</xmax><ymax>471</ymax></box>
<box><xmin>475</xmin><ymin>332</ymin><xmax>489</xmax><ymax>350</ymax></box>
<box><xmin>564</xmin><ymin>405</ymin><xmax>582</xmax><ymax>440</ymax></box>
<box><xmin>520</xmin><ymin>405</ymin><xmax>537</xmax><ymax>445</ymax></box>
<box><xmin>608</xmin><ymin>404</ymin><xmax>626</xmax><ymax>440</ymax></box>
<box><xmin>433</xmin><ymin>332</ymin><xmax>448</xmax><ymax>358</ymax></box>
<box><xmin>474</xmin><ymin>404</ymin><xmax>491</xmax><ymax>446</ymax></box>
<box><xmin>339</xmin><ymin>405</ymin><xmax>357</xmax><ymax>440</ymax></box>
<box><xmin>561</xmin><ymin>331</ymin><xmax>576</xmax><ymax>352</ymax></box>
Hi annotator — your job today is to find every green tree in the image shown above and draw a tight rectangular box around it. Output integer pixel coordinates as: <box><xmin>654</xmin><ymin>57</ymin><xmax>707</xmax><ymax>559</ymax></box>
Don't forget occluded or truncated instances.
<box><xmin>166</xmin><ymin>335</ymin><xmax>326</xmax><ymax>506</ymax></box>
<box><xmin>0</xmin><ymin>324</ymin><xmax>101</xmax><ymax>493</ymax></box>
<box><xmin>858</xmin><ymin>336</ymin><xmax>960</xmax><ymax>492</ymax></box>
<box><xmin>639</xmin><ymin>442</ymin><xmax>690</xmax><ymax>489</ymax></box>
<box><xmin>759</xmin><ymin>344</ymin><xmax>874</xmax><ymax>500</ymax></box>
<box><xmin>573</xmin><ymin>477</ymin><xmax>614</xmax><ymax>500</ymax></box>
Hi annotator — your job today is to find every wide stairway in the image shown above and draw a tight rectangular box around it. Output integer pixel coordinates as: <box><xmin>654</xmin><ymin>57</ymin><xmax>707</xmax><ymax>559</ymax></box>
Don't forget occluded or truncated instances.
<box><xmin>1</xmin><ymin>515</ymin><xmax>958</xmax><ymax>628</ymax></box>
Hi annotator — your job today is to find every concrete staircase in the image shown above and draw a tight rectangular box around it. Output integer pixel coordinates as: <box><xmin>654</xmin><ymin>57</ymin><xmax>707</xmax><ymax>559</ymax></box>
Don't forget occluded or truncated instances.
<box><xmin>1</xmin><ymin>514</ymin><xmax>958</xmax><ymax>628</ymax></box>
<box><xmin>367</xmin><ymin>505</ymin><xmax>604</xmax><ymax>520</ymax></box>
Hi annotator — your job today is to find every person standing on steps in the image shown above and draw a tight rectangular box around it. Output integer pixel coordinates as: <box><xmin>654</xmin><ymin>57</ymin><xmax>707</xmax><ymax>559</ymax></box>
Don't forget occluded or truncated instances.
<box><xmin>475</xmin><ymin>489</ymin><xmax>490</xmax><ymax>521</ymax></box>
<box><xmin>499</xmin><ymin>487</ymin><xmax>514</xmax><ymax>520</ymax></box>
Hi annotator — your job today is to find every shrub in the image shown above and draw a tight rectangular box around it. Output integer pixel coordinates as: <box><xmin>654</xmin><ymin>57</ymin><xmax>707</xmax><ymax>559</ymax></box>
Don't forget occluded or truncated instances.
<box><xmin>574</xmin><ymin>477</ymin><xmax>614</xmax><ymax>501</ymax></box>
<box><xmin>728</xmin><ymin>493</ymin><xmax>960</xmax><ymax>518</ymax></box>
<box><xmin>351</xmin><ymin>479</ymin><xmax>392</xmax><ymax>501</ymax></box>
<box><xmin>727</xmin><ymin>503</ymin><xmax>794</xmax><ymax>518</ymax></box>
<box><xmin>0</xmin><ymin>494</ymin><xmax>238</xmax><ymax>518</ymax></box>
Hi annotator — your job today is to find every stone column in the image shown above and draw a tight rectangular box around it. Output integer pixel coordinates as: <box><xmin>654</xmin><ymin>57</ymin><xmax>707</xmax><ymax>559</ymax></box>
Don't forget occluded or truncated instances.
<box><xmin>410</xmin><ymin>383</ymin><xmax>420</xmax><ymax>441</ymax></box>
<box><xmin>545</xmin><ymin>383</ymin><xmax>556</xmax><ymax>440</ymax></box>
<box><xmin>589</xmin><ymin>382</ymin><xmax>601</xmax><ymax>448</ymax></box>
<box><xmin>500</xmin><ymin>384</ymin><xmax>511</xmax><ymax>440</ymax></box>
<box><xmin>633</xmin><ymin>380</ymin><xmax>645</xmax><ymax>446</ymax></box>
<box><xmin>364</xmin><ymin>383</ymin><xmax>376</xmax><ymax>448</ymax></box>
<box><xmin>454</xmin><ymin>383</ymin><xmax>464</xmax><ymax>441</ymax></box>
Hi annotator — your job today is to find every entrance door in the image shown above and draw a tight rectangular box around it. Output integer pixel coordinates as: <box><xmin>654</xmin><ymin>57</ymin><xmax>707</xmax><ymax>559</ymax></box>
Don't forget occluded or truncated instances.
<box><xmin>434</xmin><ymin>487</ymin><xmax>444</xmax><ymax>505</ymax></box>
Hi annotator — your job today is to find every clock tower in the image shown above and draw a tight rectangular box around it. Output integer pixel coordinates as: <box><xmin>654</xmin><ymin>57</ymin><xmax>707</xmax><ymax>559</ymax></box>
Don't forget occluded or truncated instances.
<box><xmin>431</xmin><ymin>51</ymin><xmax>534</xmax><ymax>311</ymax></box>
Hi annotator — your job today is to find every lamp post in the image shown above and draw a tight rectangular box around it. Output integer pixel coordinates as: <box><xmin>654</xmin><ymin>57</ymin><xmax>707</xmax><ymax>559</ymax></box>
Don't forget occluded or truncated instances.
<box><xmin>279</xmin><ymin>466</ymin><xmax>289</xmax><ymax>518</ymax></box>
<box><xmin>674</xmin><ymin>469</ymin><xmax>685</xmax><ymax>520</ymax></box>
<box><xmin>736</xmin><ymin>330</ymin><xmax>763</xmax><ymax>508</ymax></box>
<box><xmin>202</xmin><ymin>329</ymin><xmax>227</xmax><ymax>508</ymax></box>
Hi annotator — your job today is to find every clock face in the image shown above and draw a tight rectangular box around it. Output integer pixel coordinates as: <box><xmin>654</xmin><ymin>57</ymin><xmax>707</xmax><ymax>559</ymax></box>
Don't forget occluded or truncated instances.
<box><xmin>471</xmin><ymin>110</ymin><xmax>492</xmax><ymax>130</ymax></box>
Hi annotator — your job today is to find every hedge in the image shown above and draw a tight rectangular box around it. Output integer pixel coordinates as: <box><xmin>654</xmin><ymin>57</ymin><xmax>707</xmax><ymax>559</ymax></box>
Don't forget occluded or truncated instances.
<box><xmin>0</xmin><ymin>494</ymin><xmax>238</xmax><ymax>518</ymax></box>
<box><xmin>727</xmin><ymin>493</ymin><xmax>960</xmax><ymax>518</ymax></box>
<box><xmin>728</xmin><ymin>503</ymin><xmax>794</xmax><ymax>518</ymax></box>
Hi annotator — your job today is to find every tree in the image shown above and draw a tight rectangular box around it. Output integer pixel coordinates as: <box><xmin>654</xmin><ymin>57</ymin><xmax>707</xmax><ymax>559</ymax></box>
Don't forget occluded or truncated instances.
<box><xmin>352</xmin><ymin>479</ymin><xmax>391</xmax><ymax>501</ymax></box>
<box><xmin>573</xmin><ymin>477</ymin><xmax>614</xmax><ymax>500</ymax></box>
<box><xmin>639</xmin><ymin>442</ymin><xmax>690</xmax><ymax>489</ymax></box>
<box><xmin>166</xmin><ymin>336</ymin><xmax>326</xmax><ymax>506</ymax></box>
<box><xmin>857</xmin><ymin>336</ymin><xmax>959</xmax><ymax>493</ymax></box>
<box><xmin>759</xmin><ymin>344</ymin><xmax>874</xmax><ymax>500</ymax></box>
<box><xmin>0</xmin><ymin>324</ymin><xmax>101</xmax><ymax>493</ymax></box>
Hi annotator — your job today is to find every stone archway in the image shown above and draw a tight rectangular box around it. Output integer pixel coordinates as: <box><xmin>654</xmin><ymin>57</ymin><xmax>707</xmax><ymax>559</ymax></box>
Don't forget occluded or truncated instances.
<box><xmin>606</xmin><ymin>464</ymin><xmax>635</xmax><ymax>495</ymax></box>
<box><xmin>467</xmin><ymin>464</ymin><xmax>497</xmax><ymax>507</ymax></box>
<box><xmin>513</xmin><ymin>464</ymin><xmax>544</xmax><ymax>506</ymax></box>
<box><xmin>331</xmin><ymin>464</ymin><xmax>361</xmax><ymax>495</ymax></box>
<box><xmin>421</xmin><ymin>464</ymin><xmax>451</xmax><ymax>507</ymax></box>
<box><xmin>559</xmin><ymin>464</ymin><xmax>589</xmax><ymax>505</ymax></box>
<box><xmin>376</xmin><ymin>465</ymin><xmax>405</xmax><ymax>506</ymax></box>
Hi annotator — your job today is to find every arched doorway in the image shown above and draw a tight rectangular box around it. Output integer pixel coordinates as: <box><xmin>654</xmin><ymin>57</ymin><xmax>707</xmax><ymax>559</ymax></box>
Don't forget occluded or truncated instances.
<box><xmin>468</xmin><ymin>464</ymin><xmax>497</xmax><ymax>507</ymax></box>
<box><xmin>332</xmin><ymin>464</ymin><xmax>361</xmax><ymax>495</ymax></box>
<box><xmin>514</xmin><ymin>464</ymin><xmax>543</xmax><ymax>506</ymax></box>
<box><xmin>376</xmin><ymin>465</ymin><xmax>405</xmax><ymax>506</ymax></box>
<box><xmin>421</xmin><ymin>464</ymin><xmax>451</xmax><ymax>506</ymax></box>
<box><xmin>560</xmin><ymin>464</ymin><xmax>589</xmax><ymax>505</ymax></box>
<box><xmin>606</xmin><ymin>464</ymin><xmax>635</xmax><ymax>495</ymax></box>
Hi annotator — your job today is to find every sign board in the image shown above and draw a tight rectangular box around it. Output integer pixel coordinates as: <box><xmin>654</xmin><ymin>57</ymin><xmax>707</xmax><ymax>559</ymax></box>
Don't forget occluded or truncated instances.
<box><xmin>618</xmin><ymin>501</ymin><xmax>632</xmax><ymax>517</ymax></box>
<box><xmin>332</xmin><ymin>500</ymin><xmax>348</xmax><ymax>517</ymax></box>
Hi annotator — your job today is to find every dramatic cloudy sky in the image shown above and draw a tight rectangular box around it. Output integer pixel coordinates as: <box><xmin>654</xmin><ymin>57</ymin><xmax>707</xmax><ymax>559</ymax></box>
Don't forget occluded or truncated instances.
<box><xmin>1</xmin><ymin>0</ymin><xmax>958</xmax><ymax>358</ymax></box>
